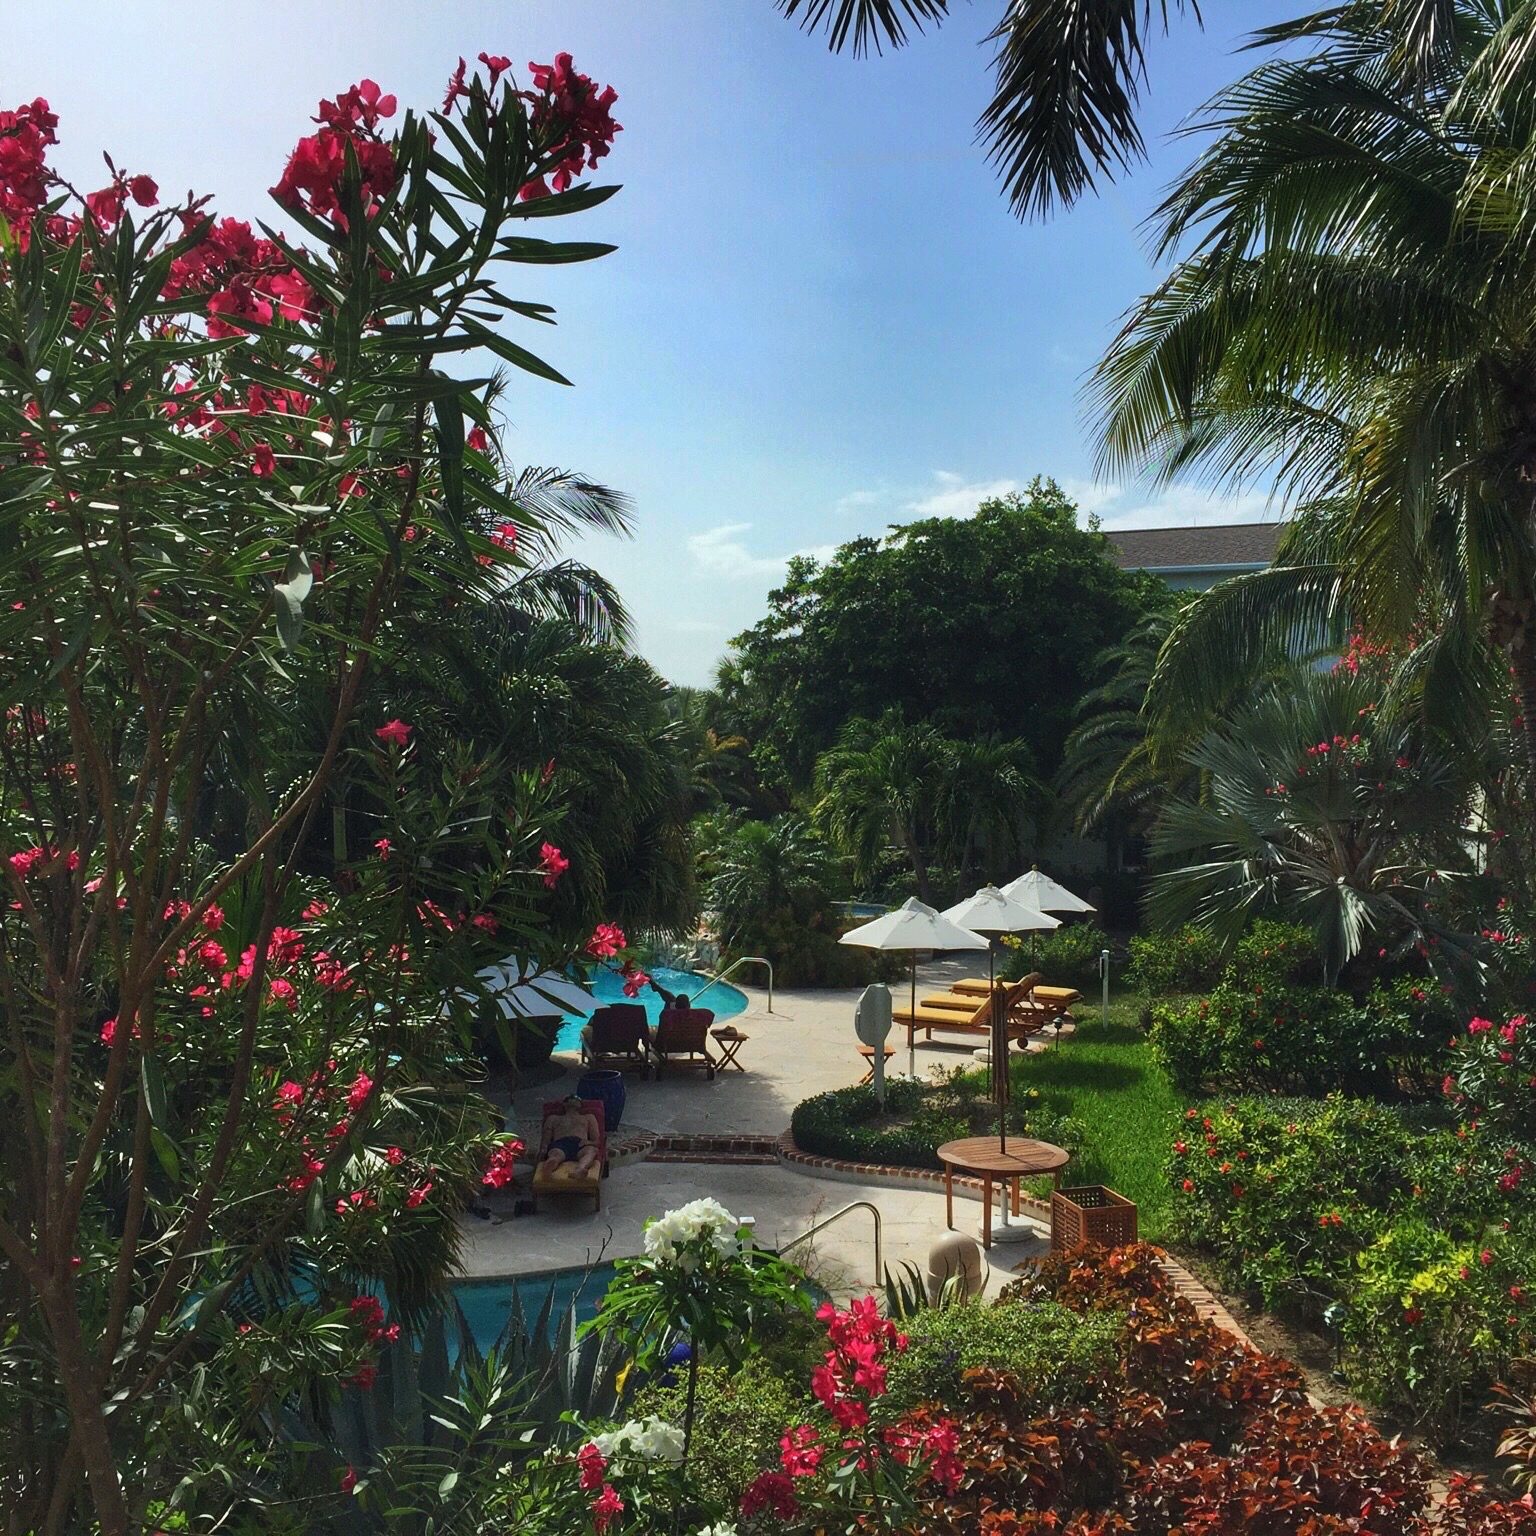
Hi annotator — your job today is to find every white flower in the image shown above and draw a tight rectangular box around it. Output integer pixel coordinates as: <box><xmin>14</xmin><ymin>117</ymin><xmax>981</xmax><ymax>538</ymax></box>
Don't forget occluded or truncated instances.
<box><xmin>642</xmin><ymin>1198</ymin><xmax>748</xmax><ymax>1266</ymax></box>
<box><xmin>590</xmin><ymin>1415</ymin><xmax>685</xmax><ymax>1464</ymax></box>
<box><xmin>696</xmin><ymin>1525</ymin><xmax>737</xmax><ymax>1536</ymax></box>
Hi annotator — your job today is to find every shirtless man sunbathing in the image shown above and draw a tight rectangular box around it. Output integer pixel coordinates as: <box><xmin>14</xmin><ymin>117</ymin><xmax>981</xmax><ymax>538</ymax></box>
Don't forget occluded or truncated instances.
<box><xmin>538</xmin><ymin>1096</ymin><xmax>600</xmax><ymax>1179</ymax></box>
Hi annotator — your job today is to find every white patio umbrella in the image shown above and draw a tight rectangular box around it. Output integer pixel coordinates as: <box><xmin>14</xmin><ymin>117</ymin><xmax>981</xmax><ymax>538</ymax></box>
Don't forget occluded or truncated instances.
<box><xmin>1002</xmin><ymin>866</ymin><xmax>1096</xmax><ymax>914</ymax></box>
<box><xmin>941</xmin><ymin>888</ymin><xmax>1059</xmax><ymax>1155</ymax></box>
<box><xmin>840</xmin><ymin>898</ymin><xmax>988</xmax><ymax>1079</ymax></box>
<box><xmin>468</xmin><ymin>956</ymin><xmax>593</xmax><ymax>1018</ymax></box>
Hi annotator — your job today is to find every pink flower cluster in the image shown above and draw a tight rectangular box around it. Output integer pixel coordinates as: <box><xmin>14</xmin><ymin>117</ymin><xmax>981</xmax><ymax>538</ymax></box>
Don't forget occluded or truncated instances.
<box><xmin>520</xmin><ymin>54</ymin><xmax>621</xmax><ymax>200</ymax></box>
<box><xmin>585</xmin><ymin>922</ymin><xmax>626</xmax><ymax>960</ymax></box>
<box><xmin>271</xmin><ymin>79</ymin><xmax>399</xmax><ymax>226</ymax></box>
<box><xmin>575</xmin><ymin>1442</ymin><xmax>623</xmax><ymax>1531</ymax></box>
<box><xmin>539</xmin><ymin>841</ymin><xmax>569</xmax><ymax>889</ymax></box>
<box><xmin>0</xmin><ymin>97</ymin><xmax>58</xmax><ymax>238</ymax></box>
<box><xmin>481</xmin><ymin>1137</ymin><xmax>524</xmax><ymax>1189</ymax></box>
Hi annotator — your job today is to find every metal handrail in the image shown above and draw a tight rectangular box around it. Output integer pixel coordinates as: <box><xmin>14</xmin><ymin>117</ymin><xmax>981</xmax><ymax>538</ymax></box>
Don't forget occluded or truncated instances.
<box><xmin>689</xmin><ymin>954</ymin><xmax>774</xmax><ymax>1014</ymax></box>
<box><xmin>779</xmin><ymin>1200</ymin><xmax>883</xmax><ymax>1285</ymax></box>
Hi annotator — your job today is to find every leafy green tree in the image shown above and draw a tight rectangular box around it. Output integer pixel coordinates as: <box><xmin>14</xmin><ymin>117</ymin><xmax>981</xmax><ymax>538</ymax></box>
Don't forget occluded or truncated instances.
<box><xmin>1090</xmin><ymin>2</ymin><xmax>1536</xmax><ymax>791</ymax></box>
<box><xmin>721</xmin><ymin>480</ymin><xmax>1163</xmax><ymax>788</ymax></box>
<box><xmin>710</xmin><ymin>814</ymin><xmax>835</xmax><ymax>949</ymax></box>
<box><xmin>1147</xmin><ymin>664</ymin><xmax>1479</xmax><ymax>983</ymax></box>
<box><xmin>938</xmin><ymin>735</ymin><xmax>1038</xmax><ymax>891</ymax></box>
<box><xmin>0</xmin><ymin>58</ymin><xmax>625</xmax><ymax>1530</ymax></box>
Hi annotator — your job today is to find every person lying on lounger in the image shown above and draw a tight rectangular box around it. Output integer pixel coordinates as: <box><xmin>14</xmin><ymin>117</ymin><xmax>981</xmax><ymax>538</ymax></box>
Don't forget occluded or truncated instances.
<box><xmin>538</xmin><ymin>1096</ymin><xmax>600</xmax><ymax>1179</ymax></box>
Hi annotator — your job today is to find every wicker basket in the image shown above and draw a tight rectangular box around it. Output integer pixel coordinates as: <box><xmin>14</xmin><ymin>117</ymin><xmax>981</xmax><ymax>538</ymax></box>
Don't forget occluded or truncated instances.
<box><xmin>1050</xmin><ymin>1186</ymin><xmax>1138</xmax><ymax>1252</ymax></box>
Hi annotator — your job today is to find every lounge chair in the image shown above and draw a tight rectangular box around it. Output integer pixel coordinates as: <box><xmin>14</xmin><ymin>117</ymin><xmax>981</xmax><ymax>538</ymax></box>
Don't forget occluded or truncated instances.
<box><xmin>530</xmin><ymin>1098</ymin><xmax>608</xmax><ymax>1213</ymax></box>
<box><xmin>581</xmin><ymin>1003</ymin><xmax>654</xmax><ymax>1076</ymax></box>
<box><xmin>894</xmin><ymin>977</ymin><xmax>1041</xmax><ymax>1048</ymax></box>
<box><xmin>948</xmin><ymin>975</ymin><xmax>1081</xmax><ymax>1027</ymax></box>
<box><xmin>920</xmin><ymin>971</ymin><xmax>1042</xmax><ymax>1013</ymax></box>
<box><xmin>652</xmin><ymin>1007</ymin><xmax>716</xmax><ymax>1077</ymax></box>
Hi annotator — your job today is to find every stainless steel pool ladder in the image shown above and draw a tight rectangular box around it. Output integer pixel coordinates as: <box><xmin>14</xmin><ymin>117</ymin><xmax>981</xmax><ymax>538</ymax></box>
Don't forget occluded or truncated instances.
<box><xmin>688</xmin><ymin>954</ymin><xmax>774</xmax><ymax>1013</ymax></box>
<box><xmin>779</xmin><ymin>1200</ymin><xmax>883</xmax><ymax>1286</ymax></box>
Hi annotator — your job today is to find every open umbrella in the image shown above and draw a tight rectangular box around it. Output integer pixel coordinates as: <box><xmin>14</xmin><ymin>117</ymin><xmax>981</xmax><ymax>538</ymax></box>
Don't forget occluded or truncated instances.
<box><xmin>941</xmin><ymin>888</ymin><xmax>1059</xmax><ymax>1154</ymax></box>
<box><xmin>840</xmin><ymin>898</ymin><xmax>988</xmax><ymax>1079</ymax></box>
<box><xmin>1002</xmin><ymin>866</ymin><xmax>1096</xmax><ymax>914</ymax></box>
<box><xmin>470</xmin><ymin>956</ymin><xmax>593</xmax><ymax>1018</ymax></box>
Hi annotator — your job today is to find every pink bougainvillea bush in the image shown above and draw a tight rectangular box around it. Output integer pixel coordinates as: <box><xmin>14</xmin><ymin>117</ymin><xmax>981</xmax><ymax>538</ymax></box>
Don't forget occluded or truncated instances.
<box><xmin>0</xmin><ymin>53</ymin><xmax>625</xmax><ymax>1531</ymax></box>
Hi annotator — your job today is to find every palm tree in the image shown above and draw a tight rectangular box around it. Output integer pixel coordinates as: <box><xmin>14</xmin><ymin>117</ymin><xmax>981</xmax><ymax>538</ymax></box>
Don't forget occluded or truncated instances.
<box><xmin>1091</xmin><ymin>2</ymin><xmax>1536</xmax><ymax>790</ymax></box>
<box><xmin>775</xmin><ymin>2</ymin><xmax>1477</xmax><ymax>219</ymax></box>
<box><xmin>813</xmin><ymin>715</ymin><xmax>950</xmax><ymax>901</ymax></box>
<box><xmin>939</xmin><ymin>734</ymin><xmax>1037</xmax><ymax>889</ymax></box>
<box><xmin>1147</xmin><ymin>664</ymin><xmax>1479</xmax><ymax>984</ymax></box>
<box><xmin>710</xmin><ymin>815</ymin><xmax>835</xmax><ymax>948</ymax></box>
<box><xmin>1057</xmin><ymin>607</ymin><xmax>1186</xmax><ymax>842</ymax></box>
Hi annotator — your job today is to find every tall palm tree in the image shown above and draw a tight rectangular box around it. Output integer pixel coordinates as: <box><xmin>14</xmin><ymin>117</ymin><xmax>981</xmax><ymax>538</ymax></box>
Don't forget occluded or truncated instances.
<box><xmin>813</xmin><ymin>714</ymin><xmax>949</xmax><ymax>900</ymax></box>
<box><xmin>1057</xmin><ymin>607</ymin><xmax>1186</xmax><ymax>840</ymax></box>
<box><xmin>1091</xmin><ymin>2</ymin><xmax>1536</xmax><ymax>786</ymax></box>
<box><xmin>775</xmin><ymin>2</ymin><xmax>1477</xmax><ymax>219</ymax></box>
<box><xmin>939</xmin><ymin>734</ymin><xmax>1038</xmax><ymax>888</ymax></box>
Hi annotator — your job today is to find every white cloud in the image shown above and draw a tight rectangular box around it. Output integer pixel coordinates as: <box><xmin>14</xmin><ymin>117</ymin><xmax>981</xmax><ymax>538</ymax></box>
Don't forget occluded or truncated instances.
<box><xmin>686</xmin><ymin>522</ymin><xmax>837</xmax><ymax>581</ymax></box>
<box><xmin>902</xmin><ymin>471</ymin><xmax>1026</xmax><ymax>520</ymax></box>
<box><xmin>1059</xmin><ymin>478</ymin><xmax>1279</xmax><ymax>532</ymax></box>
<box><xmin>833</xmin><ymin>487</ymin><xmax>888</xmax><ymax>516</ymax></box>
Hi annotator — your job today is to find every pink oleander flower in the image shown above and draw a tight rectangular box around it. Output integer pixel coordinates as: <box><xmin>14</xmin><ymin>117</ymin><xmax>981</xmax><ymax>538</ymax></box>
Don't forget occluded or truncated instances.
<box><xmin>539</xmin><ymin>841</ymin><xmax>569</xmax><ymax>889</ymax></box>
<box><xmin>374</xmin><ymin>718</ymin><xmax>412</xmax><ymax>747</ymax></box>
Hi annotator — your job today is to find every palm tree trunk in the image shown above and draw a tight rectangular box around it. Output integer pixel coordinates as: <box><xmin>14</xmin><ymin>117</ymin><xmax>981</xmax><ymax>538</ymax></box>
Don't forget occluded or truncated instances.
<box><xmin>1512</xmin><ymin>624</ymin><xmax>1536</xmax><ymax>786</ymax></box>
<box><xmin>901</xmin><ymin>825</ymin><xmax>933</xmax><ymax>905</ymax></box>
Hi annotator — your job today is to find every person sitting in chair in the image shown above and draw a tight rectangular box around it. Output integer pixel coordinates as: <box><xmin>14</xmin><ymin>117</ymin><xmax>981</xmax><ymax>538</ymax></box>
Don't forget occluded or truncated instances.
<box><xmin>538</xmin><ymin>1096</ymin><xmax>600</xmax><ymax>1179</ymax></box>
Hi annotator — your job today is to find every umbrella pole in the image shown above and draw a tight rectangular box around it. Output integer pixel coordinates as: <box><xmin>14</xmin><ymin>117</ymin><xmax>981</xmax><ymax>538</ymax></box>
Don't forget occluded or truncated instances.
<box><xmin>909</xmin><ymin>954</ymin><xmax>917</xmax><ymax>1080</ymax></box>
<box><xmin>992</xmin><ymin>942</ymin><xmax>1007</xmax><ymax>1156</ymax></box>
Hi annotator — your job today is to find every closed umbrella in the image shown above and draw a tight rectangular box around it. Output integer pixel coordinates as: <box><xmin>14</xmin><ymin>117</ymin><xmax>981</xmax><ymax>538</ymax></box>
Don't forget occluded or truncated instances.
<box><xmin>941</xmin><ymin>888</ymin><xmax>1059</xmax><ymax>1154</ymax></box>
<box><xmin>840</xmin><ymin>898</ymin><xmax>989</xmax><ymax>1079</ymax></box>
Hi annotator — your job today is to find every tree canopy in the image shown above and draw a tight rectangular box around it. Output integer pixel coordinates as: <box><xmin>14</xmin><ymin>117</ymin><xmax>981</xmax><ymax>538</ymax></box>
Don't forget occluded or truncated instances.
<box><xmin>718</xmin><ymin>479</ymin><xmax>1166</xmax><ymax>786</ymax></box>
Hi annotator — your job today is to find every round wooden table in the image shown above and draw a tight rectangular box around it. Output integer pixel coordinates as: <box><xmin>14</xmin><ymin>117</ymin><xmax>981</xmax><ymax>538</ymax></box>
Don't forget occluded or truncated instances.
<box><xmin>937</xmin><ymin>1136</ymin><xmax>1070</xmax><ymax>1247</ymax></box>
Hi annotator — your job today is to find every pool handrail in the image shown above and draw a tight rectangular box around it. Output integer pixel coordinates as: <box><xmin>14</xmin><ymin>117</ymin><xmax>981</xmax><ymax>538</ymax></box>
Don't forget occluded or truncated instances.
<box><xmin>688</xmin><ymin>955</ymin><xmax>773</xmax><ymax>1014</ymax></box>
<box><xmin>779</xmin><ymin>1200</ymin><xmax>882</xmax><ymax>1286</ymax></box>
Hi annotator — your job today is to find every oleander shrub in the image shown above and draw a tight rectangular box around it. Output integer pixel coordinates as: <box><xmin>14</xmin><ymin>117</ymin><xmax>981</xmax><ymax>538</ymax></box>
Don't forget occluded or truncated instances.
<box><xmin>1446</xmin><ymin>1009</ymin><xmax>1536</xmax><ymax>1143</ymax></box>
<box><xmin>1125</xmin><ymin>924</ymin><xmax>1224</xmax><ymax>995</ymax></box>
<box><xmin>791</xmin><ymin>1074</ymin><xmax>1086</xmax><ymax>1171</ymax></box>
<box><xmin>882</xmin><ymin>1299</ymin><xmax>1121</xmax><ymax>1416</ymax></box>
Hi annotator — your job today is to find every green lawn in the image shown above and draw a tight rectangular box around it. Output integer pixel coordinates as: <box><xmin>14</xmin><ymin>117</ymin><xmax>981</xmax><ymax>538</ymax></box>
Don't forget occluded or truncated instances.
<box><xmin>1012</xmin><ymin>991</ymin><xmax>1186</xmax><ymax>1240</ymax></box>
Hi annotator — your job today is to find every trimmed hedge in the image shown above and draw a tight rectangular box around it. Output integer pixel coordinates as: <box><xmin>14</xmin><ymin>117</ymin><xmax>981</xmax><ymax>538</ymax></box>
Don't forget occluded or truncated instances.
<box><xmin>791</xmin><ymin>1074</ymin><xmax>1085</xmax><ymax>1171</ymax></box>
<box><xmin>882</xmin><ymin>1298</ymin><xmax>1121</xmax><ymax>1416</ymax></box>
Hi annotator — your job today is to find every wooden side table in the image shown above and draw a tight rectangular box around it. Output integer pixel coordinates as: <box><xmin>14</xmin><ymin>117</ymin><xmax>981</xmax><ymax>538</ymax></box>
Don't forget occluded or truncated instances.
<box><xmin>857</xmin><ymin>1043</ymin><xmax>895</xmax><ymax>1084</ymax></box>
<box><xmin>937</xmin><ymin>1136</ymin><xmax>1070</xmax><ymax>1248</ymax></box>
<box><xmin>710</xmin><ymin>1026</ymin><xmax>749</xmax><ymax>1072</ymax></box>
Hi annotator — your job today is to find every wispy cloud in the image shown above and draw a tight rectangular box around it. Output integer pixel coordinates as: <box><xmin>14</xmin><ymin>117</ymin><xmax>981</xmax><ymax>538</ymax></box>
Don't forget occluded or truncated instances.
<box><xmin>903</xmin><ymin>471</ymin><xmax>1026</xmax><ymax>520</ymax></box>
<box><xmin>687</xmin><ymin>522</ymin><xmax>837</xmax><ymax>581</ymax></box>
<box><xmin>1060</xmin><ymin>478</ymin><xmax>1279</xmax><ymax>531</ymax></box>
<box><xmin>833</xmin><ymin>487</ymin><xmax>889</xmax><ymax>517</ymax></box>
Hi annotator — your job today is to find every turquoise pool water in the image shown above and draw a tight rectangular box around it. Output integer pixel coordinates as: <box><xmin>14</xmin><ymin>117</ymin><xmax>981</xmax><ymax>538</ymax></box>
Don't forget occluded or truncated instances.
<box><xmin>453</xmin><ymin>1264</ymin><xmax>617</xmax><ymax>1350</ymax></box>
<box><xmin>552</xmin><ymin>964</ymin><xmax>748</xmax><ymax>1055</ymax></box>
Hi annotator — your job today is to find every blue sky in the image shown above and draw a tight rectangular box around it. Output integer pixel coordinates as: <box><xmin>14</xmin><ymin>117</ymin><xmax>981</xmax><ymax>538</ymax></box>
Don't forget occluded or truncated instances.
<box><xmin>8</xmin><ymin>1</ymin><xmax>1292</xmax><ymax>683</ymax></box>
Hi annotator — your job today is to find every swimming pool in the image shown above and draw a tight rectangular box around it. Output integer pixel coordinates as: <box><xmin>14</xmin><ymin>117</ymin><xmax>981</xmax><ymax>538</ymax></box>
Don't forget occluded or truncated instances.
<box><xmin>552</xmin><ymin>964</ymin><xmax>748</xmax><ymax>1055</ymax></box>
<box><xmin>453</xmin><ymin>1263</ymin><xmax>617</xmax><ymax>1350</ymax></box>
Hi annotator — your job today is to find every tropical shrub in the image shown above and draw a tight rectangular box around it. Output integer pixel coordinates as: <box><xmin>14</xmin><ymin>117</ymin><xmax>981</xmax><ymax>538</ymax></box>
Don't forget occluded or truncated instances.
<box><xmin>1169</xmin><ymin>1095</ymin><xmax>1536</xmax><ymax>1441</ymax></box>
<box><xmin>791</xmin><ymin>1075</ymin><xmax>1086</xmax><ymax>1171</ymax></box>
<box><xmin>1446</xmin><ymin>1010</ymin><xmax>1536</xmax><ymax>1144</ymax></box>
<box><xmin>882</xmin><ymin>1299</ymin><xmax>1121</xmax><ymax>1416</ymax></box>
<box><xmin>632</xmin><ymin>1364</ymin><xmax>805</xmax><ymax>1510</ymax></box>
<box><xmin>1149</xmin><ymin>923</ymin><xmax>1448</xmax><ymax>1095</ymax></box>
<box><xmin>1002</xmin><ymin>920</ymin><xmax>1106</xmax><ymax>989</ymax></box>
<box><xmin>1125</xmin><ymin>923</ymin><xmax>1224</xmax><ymax>994</ymax></box>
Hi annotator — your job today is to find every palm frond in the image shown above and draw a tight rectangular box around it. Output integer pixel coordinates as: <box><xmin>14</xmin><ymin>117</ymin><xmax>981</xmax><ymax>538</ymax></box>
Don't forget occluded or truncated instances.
<box><xmin>775</xmin><ymin>0</ymin><xmax>950</xmax><ymax>53</ymax></box>
<box><xmin>981</xmin><ymin>0</ymin><xmax>1202</xmax><ymax>219</ymax></box>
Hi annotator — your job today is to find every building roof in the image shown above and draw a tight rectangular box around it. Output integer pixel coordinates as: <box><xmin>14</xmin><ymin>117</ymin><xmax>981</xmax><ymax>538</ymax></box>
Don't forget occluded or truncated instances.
<box><xmin>1105</xmin><ymin>521</ymin><xmax>1282</xmax><ymax>572</ymax></box>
